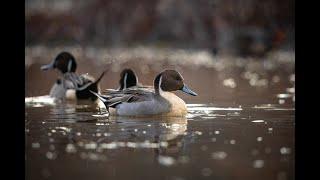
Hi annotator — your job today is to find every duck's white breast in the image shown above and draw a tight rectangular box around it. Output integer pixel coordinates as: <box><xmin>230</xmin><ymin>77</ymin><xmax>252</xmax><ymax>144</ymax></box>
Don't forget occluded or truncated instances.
<box><xmin>160</xmin><ymin>92</ymin><xmax>188</xmax><ymax>117</ymax></box>
<box><xmin>110</xmin><ymin>92</ymin><xmax>187</xmax><ymax>117</ymax></box>
<box><xmin>49</xmin><ymin>83</ymin><xmax>67</xmax><ymax>99</ymax></box>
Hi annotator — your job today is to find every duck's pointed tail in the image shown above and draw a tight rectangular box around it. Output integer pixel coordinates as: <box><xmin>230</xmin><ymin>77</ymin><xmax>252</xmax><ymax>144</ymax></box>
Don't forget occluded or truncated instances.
<box><xmin>93</xmin><ymin>69</ymin><xmax>107</xmax><ymax>85</ymax></box>
<box><xmin>89</xmin><ymin>90</ymin><xmax>111</xmax><ymax>112</ymax></box>
<box><xmin>89</xmin><ymin>90</ymin><xmax>108</xmax><ymax>102</ymax></box>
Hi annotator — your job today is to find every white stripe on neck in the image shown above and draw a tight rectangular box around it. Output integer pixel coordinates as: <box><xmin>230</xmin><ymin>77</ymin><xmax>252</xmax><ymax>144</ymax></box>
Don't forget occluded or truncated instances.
<box><xmin>67</xmin><ymin>59</ymin><xmax>72</xmax><ymax>72</ymax></box>
<box><xmin>158</xmin><ymin>76</ymin><xmax>164</xmax><ymax>94</ymax></box>
<box><xmin>135</xmin><ymin>74</ymin><xmax>138</xmax><ymax>85</ymax></box>
<box><xmin>123</xmin><ymin>72</ymin><xmax>128</xmax><ymax>89</ymax></box>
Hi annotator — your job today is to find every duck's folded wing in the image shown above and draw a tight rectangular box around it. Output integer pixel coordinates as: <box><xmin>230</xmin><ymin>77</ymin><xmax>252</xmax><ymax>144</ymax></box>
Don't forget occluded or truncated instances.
<box><xmin>105</xmin><ymin>94</ymin><xmax>134</xmax><ymax>107</ymax></box>
<box><xmin>105</xmin><ymin>90</ymin><xmax>153</xmax><ymax>107</ymax></box>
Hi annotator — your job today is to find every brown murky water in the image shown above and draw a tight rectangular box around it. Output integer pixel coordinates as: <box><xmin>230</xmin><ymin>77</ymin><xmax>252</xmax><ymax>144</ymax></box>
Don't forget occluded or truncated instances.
<box><xmin>25</xmin><ymin>47</ymin><xmax>294</xmax><ymax>180</ymax></box>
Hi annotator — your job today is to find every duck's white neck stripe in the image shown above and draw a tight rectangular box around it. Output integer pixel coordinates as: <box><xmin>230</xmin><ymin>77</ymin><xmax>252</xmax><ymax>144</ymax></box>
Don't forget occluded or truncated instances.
<box><xmin>67</xmin><ymin>59</ymin><xmax>72</xmax><ymax>72</ymax></box>
<box><xmin>123</xmin><ymin>72</ymin><xmax>128</xmax><ymax>89</ymax></box>
<box><xmin>176</xmin><ymin>71</ymin><xmax>184</xmax><ymax>80</ymax></box>
<box><xmin>135</xmin><ymin>74</ymin><xmax>139</xmax><ymax>85</ymax></box>
<box><xmin>158</xmin><ymin>76</ymin><xmax>164</xmax><ymax>94</ymax></box>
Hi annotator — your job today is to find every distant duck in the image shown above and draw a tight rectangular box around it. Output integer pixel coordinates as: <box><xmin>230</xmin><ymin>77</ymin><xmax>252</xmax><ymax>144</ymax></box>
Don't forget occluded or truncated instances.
<box><xmin>104</xmin><ymin>68</ymin><xmax>153</xmax><ymax>94</ymax></box>
<box><xmin>41</xmin><ymin>51</ymin><xmax>105</xmax><ymax>101</ymax></box>
<box><xmin>91</xmin><ymin>69</ymin><xmax>197</xmax><ymax>117</ymax></box>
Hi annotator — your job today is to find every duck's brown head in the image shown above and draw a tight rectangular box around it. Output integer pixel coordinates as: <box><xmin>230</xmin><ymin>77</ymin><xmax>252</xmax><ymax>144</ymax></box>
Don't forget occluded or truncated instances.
<box><xmin>154</xmin><ymin>69</ymin><xmax>197</xmax><ymax>96</ymax></box>
<box><xmin>41</xmin><ymin>51</ymin><xmax>77</xmax><ymax>74</ymax></box>
<box><xmin>119</xmin><ymin>68</ymin><xmax>138</xmax><ymax>90</ymax></box>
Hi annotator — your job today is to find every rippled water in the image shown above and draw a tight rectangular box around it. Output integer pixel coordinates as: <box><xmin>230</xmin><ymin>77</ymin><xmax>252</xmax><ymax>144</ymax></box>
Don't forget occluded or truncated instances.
<box><xmin>25</xmin><ymin>99</ymin><xmax>294</xmax><ymax>180</ymax></box>
<box><xmin>25</xmin><ymin>48</ymin><xmax>294</xmax><ymax>180</ymax></box>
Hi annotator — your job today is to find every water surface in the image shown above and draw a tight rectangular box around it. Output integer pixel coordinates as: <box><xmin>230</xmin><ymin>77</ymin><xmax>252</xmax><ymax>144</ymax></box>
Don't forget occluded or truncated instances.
<box><xmin>25</xmin><ymin>48</ymin><xmax>294</xmax><ymax>180</ymax></box>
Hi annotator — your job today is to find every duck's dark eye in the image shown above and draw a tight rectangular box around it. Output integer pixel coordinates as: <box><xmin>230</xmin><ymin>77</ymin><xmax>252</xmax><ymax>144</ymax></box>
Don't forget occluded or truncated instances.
<box><xmin>56</xmin><ymin>79</ymin><xmax>61</xmax><ymax>84</ymax></box>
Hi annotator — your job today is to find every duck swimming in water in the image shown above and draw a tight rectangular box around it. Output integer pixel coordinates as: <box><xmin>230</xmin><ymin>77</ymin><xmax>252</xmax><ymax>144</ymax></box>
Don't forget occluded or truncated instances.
<box><xmin>104</xmin><ymin>68</ymin><xmax>153</xmax><ymax>94</ymax></box>
<box><xmin>91</xmin><ymin>69</ymin><xmax>197</xmax><ymax>117</ymax></box>
<box><xmin>41</xmin><ymin>51</ymin><xmax>105</xmax><ymax>101</ymax></box>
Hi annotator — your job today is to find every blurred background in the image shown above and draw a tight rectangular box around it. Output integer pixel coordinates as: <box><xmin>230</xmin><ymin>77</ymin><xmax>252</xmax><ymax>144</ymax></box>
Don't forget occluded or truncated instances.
<box><xmin>25</xmin><ymin>0</ymin><xmax>295</xmax><ymax>104</ymax></box>
<box><xmin>26</xmin><ymin>0</ymin><xmax>294</xmax><ymax>54</ymax></box>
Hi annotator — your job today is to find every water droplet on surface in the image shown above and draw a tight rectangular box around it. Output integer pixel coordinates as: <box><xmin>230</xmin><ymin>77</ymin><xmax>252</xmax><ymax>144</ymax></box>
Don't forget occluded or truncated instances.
<box><xmin>272</xmin><ymin>75</ymin><xmax>280</xmax><ymax>83</ymax></box>
<box><xmin>178</xmin><ymin>156</ymin><xmax>190</xmax><ymax>164</ymax></box>
<box><xmin>85</xmin><ymin>142</ymin><xmax>97</xmax><ymax>150</ymax></box>
<box><xmin>76</xmin><ymin>132</ymin><xmax>81</xmax><ymax>136</ymax></box>
<box><xmin>280</xmin><ymin>147</ymin><xmax>291</xmax><ymax>155</ymax></box>
<box><xmin>230</xmin><ymin>139</ymin><xmax>236</xmax><ymax>144</ymax></box>
<box><xmin>80</xmin><ymin>152</ymin><xmax>87</xmax><ymax>159</ymax></box>
<box><xmin>134</xmin><ymin>129</ymin><xmax>138</xmax><ymax>132</ymax></box>
<box><xmin>46</xmin><ymin>151</ymin><xmax>57</xmax><ymax>160</ymax></box>
<box><xmin>88</xmin><ymin>153</ymin><xmax>99</xmax><ymax>161</ymax></box>
<box><xmin>158</xmin><ymin>155</ymin><xmax>176</xmax><ymax>166</ymax></box>
<box><xmin>265</xmin><ymin>147</ymin><xmax>272</xmax><ymax>154</ymax></box>
<box><xmin>201</xmin><ymin>168</ymin><xmax>212</xmax><ymax>177</ymax></box>
<box><xmin>286</xmin><ymin>87</ymin><xmax>295</xmax><ymax>93</ymax></box>
<box><xmin>32</xmin><ymin>142</ymin><xmax>40</xmax><ymax>149</ymax></box>
<box><xmin>257</xmin><ymin>137</ymin><xmax>263</xmax><ymax>142</ymax></box>
<box><xmin>49</xmin><ymin>145</ymin><xmax>55</xmax><ymax>151</ymax></box>
<box><xmin>211</xmin><ymin>151</ymin><xmax>227</xmax><ymax>160</ymax></box>
<box><xmin>214</xmin><ymin>130</ymin><xmax>220</xmax><ymax>135</ymax></box>
<box><xmin>104</xmin><ymin>133</ymin><xmax>111</xmax><ymax>136</ymax></box>
<box><xmin>194</xmin><ymin>131</ymin><xmax>202</xmax><ymax>135</ymax></box>
<box><xmin>41</xmin><ymin>168</ymin><xmax>51</xmax><ymax>178</ymax></box>
<box><xmin>160</xmin><ymin>141</ymin><xmax>168</xmax><ymax>148</ymax></box>
<box><xmin>252</xmin><ymin>120</ymin><xmax>265</xmax><ymax>123</ymax></box>
<box><xmin>117</xmin><ymin>142</ymin><xmax>126</xmax><ymax>147</ymax></box>
<box><xmin>201</xmin><ymin>145</ymin><xmax>208</xmax><ymax>151</ymax></box>
<box><xmin>77</xmin><ymin>141</ymin><xmax>84</xmax><ymax>147</ymax></box>
<box><xmin>127</xmin><ymin>142</ymin><xmax>138</xmax><ymax>148</ymax></box>
<box><xmin>100</xmin><ymin>142</ymin><xmax>117</xmax><ymax>149</ymax></box>
<box><xmin>277</xmin><ymin>171</ymin><xmax>287</xmax><ymax>180</ymax></box>
<box><xmin>223</xmin><ymin>78</ymin><xmax>237</xmax><ymax>88</ymax></box>
<box><xmin>277</xmin><ymin>94</ymin><xmax>291</xmax><ymax>99</ymax></box>
<box><xmin>251</xmin><ymin>149</ymin><xmax>259</xmax><ymax>156</ymax></box>
<box><xmin>279</xmin><ymin>99</ymin><xmax>285</xmax><ymax>104</ymax></box>
<box><xmin>289</xmin><ymin>74</ymin><xmax>295</xmax><ymax>82</ymax></box>
<box><xmin>65</xmin><ymin>144</ymin><xmax>77</xmax><ymax>153</ymax></box>
<box><xmin>253</xmin><ymin>160</ymin><xmax>264</xmax><ymax>168</ymax></box>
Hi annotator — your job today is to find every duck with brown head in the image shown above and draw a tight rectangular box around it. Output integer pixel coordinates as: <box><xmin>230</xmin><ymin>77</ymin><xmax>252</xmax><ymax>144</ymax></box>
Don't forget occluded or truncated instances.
<box><xmin>104</xmin><ymin>68</ymin><xmax>153</xmax><ymax>94</ymax></box>
<box><xmin>91</xmin><ymin>69</ymin><xmax>197</xmax><ymax>117</ymax></box>
<box><xmin>41</xmin><ymin>51</ymin><xmax>106</xmax><ymax>102</ymax></box>
<box><xmin>119</xmin><ymin>68</ymin><xmax>138</xmax><ymax>90</ymax></box>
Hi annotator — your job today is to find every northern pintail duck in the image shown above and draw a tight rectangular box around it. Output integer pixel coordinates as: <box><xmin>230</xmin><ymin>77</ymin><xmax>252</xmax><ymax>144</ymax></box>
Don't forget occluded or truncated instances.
<box><xmin>105</xmin><ymin>68</ymin><xmax>153</xmax><ymax>93</ymax></box>
<box><xmin>41</xmin><ymin>51</ymin><xmax>105</xmax><ymax>101</ymax></box>
<box><xmin>91</xmin><ymin>69</ymin><xmax>197</xmax><ymax>117</ymax></box>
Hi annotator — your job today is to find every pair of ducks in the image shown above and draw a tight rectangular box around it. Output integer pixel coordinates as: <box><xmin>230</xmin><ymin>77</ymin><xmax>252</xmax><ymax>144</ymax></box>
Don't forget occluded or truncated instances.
<box><xmin>42</xmin><ymin>52</ymin><xmax>197</xmax><ymax>117</ymax></box>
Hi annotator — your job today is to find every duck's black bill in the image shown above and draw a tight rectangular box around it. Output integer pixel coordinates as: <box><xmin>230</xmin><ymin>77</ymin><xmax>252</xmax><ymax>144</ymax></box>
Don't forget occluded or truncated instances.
<box><xmin>181</xmin><ymin>85</ymin><xmax>198</xmax><ymax>96</ymax></box>
<box><xmin>41</xmin><ymin>61</ymin><xmax>55</xmax><ymax>71</ymax></box>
